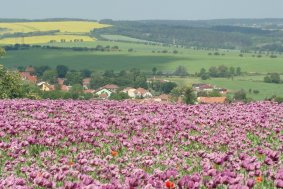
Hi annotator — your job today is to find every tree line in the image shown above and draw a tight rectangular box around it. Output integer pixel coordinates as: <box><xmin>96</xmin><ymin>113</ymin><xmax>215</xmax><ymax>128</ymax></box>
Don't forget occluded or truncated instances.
<box><xmin>4</xmin><ymin>44</ymin><xmax>120</xmax><ymax>52</ymax></box>
<box><xmin>198</xmin><ymin>65</ymin><xmax>242</xmax><ymax>80</ymax></box>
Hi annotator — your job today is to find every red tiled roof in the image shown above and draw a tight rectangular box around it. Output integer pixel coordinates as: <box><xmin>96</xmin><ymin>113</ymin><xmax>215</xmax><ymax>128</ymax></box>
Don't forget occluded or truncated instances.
<box><xmin>198</xmin><ymin>97</ymin><xmax>227</xmax><ymax>104</ymax></box>
<box><xmin>103</xmin><ymin>84</ymin><xmax>119</xmax><ymax>89</ymax></box>
<box><xmin>83</xmin><ymin>78</ymin><xmax>91</xmax><ymax>85</ymax></box>
<box><xmin>84</xmin><ymin>89</ymin><xmax>94</xmax><ymax>94</ymax></box>
<box><xmin>49</xmin><ymin>85</ymin><xmax>55</xmax><ymax>91</ymax></box>
<box><xmin>19</xmin><ymin>72</ymin><xmax>37</xmax><ymax>83</ymax></box>
<box><xmin>99</xmin><ymin>93</ymin><xmax>109</xmax><ymax>99</ymax></box>
<box><xmin>60</xmin><ymin>85</ymin><xmax>69</xmax><ymax>92</ymax></box>
<box><xmin>135</xmin><ymin>88</ymin><xmax>148</xmax><ymax>95</ymax></box>
<box><xmin>20</xmin><ymin>72</ymin><xmax>30</xmax><ymax>78</ymax></box>
<box><xmin>199</xmin><ymin>84</ymin><xmax>213</xmax><ymax>89</ymax></box>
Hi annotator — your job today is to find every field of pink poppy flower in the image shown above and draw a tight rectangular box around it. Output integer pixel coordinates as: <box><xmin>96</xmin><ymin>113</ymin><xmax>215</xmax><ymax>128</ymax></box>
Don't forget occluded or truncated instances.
<box><xmin>0</xmin><ymin>100</ymin><xmax>282</xmax><ymax>189</ymax></box>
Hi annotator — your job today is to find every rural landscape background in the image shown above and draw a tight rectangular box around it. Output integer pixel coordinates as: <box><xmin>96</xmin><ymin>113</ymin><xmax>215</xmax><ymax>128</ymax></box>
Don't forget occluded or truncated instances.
<box><xmin>0</xmin><ymin>0</ymin><xmax>283</xmax><ymax>188</ymax></box>
<box><xmin>1</xmin><ymin>18</ymin><xmax>283</xmax><ymax>100</ymax></box>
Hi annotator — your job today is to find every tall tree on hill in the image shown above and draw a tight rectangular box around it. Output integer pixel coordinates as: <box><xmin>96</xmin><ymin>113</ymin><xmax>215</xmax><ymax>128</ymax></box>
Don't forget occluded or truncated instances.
<box><xmin>229</xmin><ymin>67</ymin><xmax>235</xmax><ymax>76</ymax></box>
<box><xmin>209</xmin><ymin>66</ymin><xmax>218</xmax><ymax>77</ymax></box>
<box><xmin>134</xmin><ymin>74</ymin><xmax>148</xmax><ymax>89</ymax></box>
<box><xmin>174</xmin><ymin>66</ymin><xmax>188</xmax><ymax>77</ymax></box>
<box><xmin>152</xmin><ymin>67</ymin><xmax>157</xmax><ymax>76</ymax></box>
<box><xmin>35</xmin><ymin>66</ymin><xmax>51</xmax><ymax>77</ymax></box>
<box><xmin>56</xmin><ymin>65</ymin><xmax>69</xmax><ymax>78</ymax></box>
<box><xmin>81</xmin><ymin>69</ymin><xmax>92</xmax><ymax>78</ymax></box>
<box><xmin>236</xmin><ymin>67</ymin><xmax>241</xmax><ymax>76</ymax></box>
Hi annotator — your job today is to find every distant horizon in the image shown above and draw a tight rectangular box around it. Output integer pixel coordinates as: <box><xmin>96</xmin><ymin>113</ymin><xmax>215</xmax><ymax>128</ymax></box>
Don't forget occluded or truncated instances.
<box><xmin>1</xmin><ymin>17</ymin><xmax>283</xmax><ymax>22</ymax></box>
<box><xmin>1</xmin><ymin>0</ymin><xmax>283</xmax><ymax>21</ymax></box>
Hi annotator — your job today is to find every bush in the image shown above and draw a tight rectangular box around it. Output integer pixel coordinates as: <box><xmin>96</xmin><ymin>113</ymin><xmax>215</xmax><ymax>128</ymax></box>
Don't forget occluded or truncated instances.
<box><xmin>253</xmin><ymin>90</ymin><xmax>260</xmax><ymax>94</ymax></box>
<box><xmin>0</xmin><ymin>65</ymin><xmax>24</xmax><ymax>99</ymax></box>
<box><xmin>183</xmin><ymin>87</ymin><xmax>196</xmax><ymax>104</ymax></box>
<box><xmin>264</xmin><ymin>73</ymin><xmax>281</xmax><ymax>83</ymax></box>
<box><xmin>109</xmin><ymin>92</ymin><xmax>130</xmax><ymax>100</ymax></box>
<box><xmin>234</xmin><ymin>89</ymin><xmax>247</xmax><ymax>101</ymax></box>
<box><xmin>270</xmin><ymin>55</ymin><xmax>277</xmax><ymax>58</ymax></box>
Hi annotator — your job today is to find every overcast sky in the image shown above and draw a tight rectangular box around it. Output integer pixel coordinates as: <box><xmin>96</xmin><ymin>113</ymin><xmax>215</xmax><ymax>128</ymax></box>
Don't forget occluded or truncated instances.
<box><xmin>1</xmin><ymin>0</ymin><xmax>283</xmax><ymax>20</ymax></box>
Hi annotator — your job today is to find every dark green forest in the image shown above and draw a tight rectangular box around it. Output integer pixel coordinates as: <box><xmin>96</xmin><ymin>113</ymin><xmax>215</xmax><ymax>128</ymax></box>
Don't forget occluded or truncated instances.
<box><xmin>94</xmin><ymin>19</ymin><xmax>283</xmax><ymax>51</ymax></box>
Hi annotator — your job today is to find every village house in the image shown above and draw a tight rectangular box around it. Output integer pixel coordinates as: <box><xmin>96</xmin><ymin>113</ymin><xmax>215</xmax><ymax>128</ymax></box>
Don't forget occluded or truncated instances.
<box><xmin>83</xmin><ymin>89</ymin><xmax>95</xmax><ymax>94</ymax></box>
<box><xmin>19</xmin><ymin>72</ymin><xmax>38</xmax><ymax>84</ymax></box>
<box><xmin>102</xmin><ymin>84</ymin><xmax>119</xmax><ymax>92</ymax></box>
<box><xmin>122</xmin><ymin>87</ymin><xmax>153</xmax><ymax>99</ymax></box>
<box><xmin>60</xmin><ymin>85</ymin><xmax>71</xmax><ymax>92</ymax></box>
<box><xmin>37</xmin><ymin>82</ymin><xmax>55</xmax><ymax>91</ymax></box>
<box><xmin>134</xmin><ymin>88</ymin><xmax>153</xmax><ymax>98</ymax></box>
<box><xmin>92</xmin><ymin>84</ymin><xmax>120</xmax><ymax>99</ymax></box>
<box><xmin>98</xmin><ymin>93</ymin><xmax>109</xmax><ymax>99</ymax></box>
<box><xmin>83</xmin><ymin>78</ymin><xmax>91</xmax><ymax>89</ymax></box>
<box><xmin>197</xmin><ymin>97</ymin><xmax>227</xmax><ymax>104</ymax></box>
<box><xmin>95</xmin><ymin>88</ymin><xmax>112</xmax><ymax>99</ymax></box>
<box><xmin>122</xmin><ymin>87</ymin><xmax>136</xmax><ymax>98</ymax></box>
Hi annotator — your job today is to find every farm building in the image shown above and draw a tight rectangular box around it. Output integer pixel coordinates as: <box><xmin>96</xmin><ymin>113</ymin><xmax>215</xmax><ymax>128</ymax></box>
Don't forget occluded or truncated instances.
<box><xmin>122</xmin><ymin>87</ymin><xmax>136</xmax><ymax>98</ymax></box>
<box><xmin>192</xmin><ymin>83</ymin><xmax>214</xmax><ymax>92</ymax></box>
<box><xmin>122</xmin><ymin>87</ymin><xmax>153</xmax><ymax>99</ymax></box>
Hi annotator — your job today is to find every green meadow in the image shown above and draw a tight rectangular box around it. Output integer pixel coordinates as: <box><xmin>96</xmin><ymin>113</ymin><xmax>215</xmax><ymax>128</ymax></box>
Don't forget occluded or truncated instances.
<box><xmin>1</xmin><ymin>41</ymin><xmax>283</xmax><ymax>73</ymax></box>
<box><xmin>162</xmin><ymin>76</ymin><xmax>283</xmax><ymax>100</ymax></box>
<box><xmin>1</xmin><ymin>40</ymin><xmax>283</xmax><ymax>100</ymax></box>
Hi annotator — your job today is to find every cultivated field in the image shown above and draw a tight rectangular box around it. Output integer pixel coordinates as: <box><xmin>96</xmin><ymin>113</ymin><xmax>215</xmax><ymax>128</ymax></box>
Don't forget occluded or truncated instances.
<box><xmin>0</xmin><ymin>21</ymin><xmax>109</xmax><ymax>34</ymax></box>
<box><xmin>2</xmin><ymin>41</ymin><xmax>283</xmax><ymax>74</ymax></box>
<box><xmin>0</xmin><ymin>21</ymin><xmax>109</xmax><ymax>45</ymax></box>
<box><xmin>0</xmin><ymin>100</ymin><xmax>282</xmax><ymax>188</ymax></box>
<box><xmin>100</xmin><ymin>34</ymin><xmax>154</xmax><ymax>43</ymax></box>
<box><xmin>0</xmin><ymin>35</ymin><xmax>95</xmax><ymax>44</ymax></box>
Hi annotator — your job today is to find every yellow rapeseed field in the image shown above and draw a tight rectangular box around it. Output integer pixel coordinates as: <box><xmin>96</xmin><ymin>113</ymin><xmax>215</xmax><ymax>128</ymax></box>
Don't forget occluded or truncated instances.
<box><xmin>0</xmin><ymin>35</ymin><xmax>95</xmax><ymax>45</ymax></box>
<box><xmin>0</xmin><ymin>21</ymin><xmax>110</xmax><ymax>34</ymax></box>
